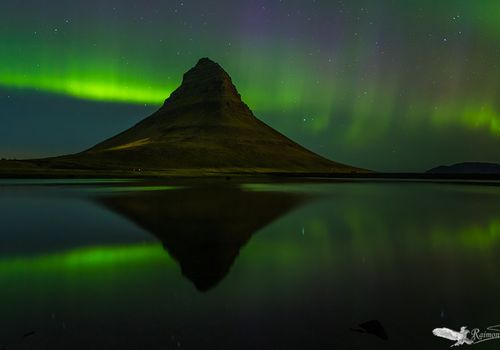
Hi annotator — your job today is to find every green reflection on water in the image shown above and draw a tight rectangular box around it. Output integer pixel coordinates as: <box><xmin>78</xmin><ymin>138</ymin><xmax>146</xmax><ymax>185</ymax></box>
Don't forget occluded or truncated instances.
<box><xmin>0</xmin><ymin>243</ymin><xmax>170</xmax><ymax>275</ymax></box>
<box><xmin>2</xmin><ymin>184</ymin><xmax>499</xmax><ymax>281</ymax></box>
<box><xmin>431</xmin><ymin>219</ymin><xmax>500</xmax><ymax>250</ymax></box>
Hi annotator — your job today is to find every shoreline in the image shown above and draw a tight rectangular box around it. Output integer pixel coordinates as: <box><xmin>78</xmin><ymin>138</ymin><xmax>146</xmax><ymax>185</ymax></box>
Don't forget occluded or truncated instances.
<box><xmin>0</xmin><ymin>170</ymin><xmax>499</xmax><ymax>185</ymax></box>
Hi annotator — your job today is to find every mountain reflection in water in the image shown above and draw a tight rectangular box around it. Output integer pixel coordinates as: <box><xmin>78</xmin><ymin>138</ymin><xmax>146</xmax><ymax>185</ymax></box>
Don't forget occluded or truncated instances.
<box><xmin>97</xmin><ymin>186</ymin><xmax>307</xmax><ymax>291</ymax></box>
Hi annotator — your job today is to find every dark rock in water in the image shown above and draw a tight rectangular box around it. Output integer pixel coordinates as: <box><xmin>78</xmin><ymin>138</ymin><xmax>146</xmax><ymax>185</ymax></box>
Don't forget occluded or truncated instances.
<box><xmin>427</xmin><ymin>162</ymin><xmax>500</xmax><ymax>174</ymax></box>
<box><xmin>22</xmin><ymin>331</ymin><xmax>36</xmax><ymax>338</ymax></box>
<box><xmin>42</xmin><ymin>57</ymin><xmax>361</xmax><ymax>174</ymax></box>
<box><xmin>350</xmin><ymin>320</ymin><xmax>389</xmax><ymax>340</ymax></box>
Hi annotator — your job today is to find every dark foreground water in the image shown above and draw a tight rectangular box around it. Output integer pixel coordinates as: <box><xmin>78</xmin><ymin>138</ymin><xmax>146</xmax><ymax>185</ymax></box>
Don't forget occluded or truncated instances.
<box><xmin>1</xmin><ymin>179</ymin><xmax>499</xmax><ymax>350</ymax></box>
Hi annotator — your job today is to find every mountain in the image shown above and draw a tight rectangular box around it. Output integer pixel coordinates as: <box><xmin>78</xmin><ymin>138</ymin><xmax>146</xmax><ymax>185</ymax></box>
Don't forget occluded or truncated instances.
<box><xmin>426</xmin><ymin>162</ymin><xmax>500</xmax><ymax>174</ymax></box>
<box><xmin>39</xmin><ymin>58</ymin><xmax>361</xmax><ymax>174</ymax></box>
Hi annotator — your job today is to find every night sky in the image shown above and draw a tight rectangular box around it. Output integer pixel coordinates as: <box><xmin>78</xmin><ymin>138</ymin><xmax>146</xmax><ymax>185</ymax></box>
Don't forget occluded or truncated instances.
<box><xmin>1</xmin><ymin>0</ymin><xmax>499</xmax><ymax>172</ymax></box>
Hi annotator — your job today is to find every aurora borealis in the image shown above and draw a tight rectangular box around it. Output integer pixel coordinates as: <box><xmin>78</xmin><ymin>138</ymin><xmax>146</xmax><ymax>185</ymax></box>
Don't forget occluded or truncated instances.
<box><xmin>1</xmin><ymin>0</ymin><xmax>500</xmax><ymax>171</ymax></box>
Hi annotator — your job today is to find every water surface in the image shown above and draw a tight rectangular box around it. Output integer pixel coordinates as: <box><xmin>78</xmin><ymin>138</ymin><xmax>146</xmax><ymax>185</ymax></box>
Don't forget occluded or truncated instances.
<box><xmin>1</xmin><ymin>179</ymin><xmax>499</xmax><ymax>349</ymax></box>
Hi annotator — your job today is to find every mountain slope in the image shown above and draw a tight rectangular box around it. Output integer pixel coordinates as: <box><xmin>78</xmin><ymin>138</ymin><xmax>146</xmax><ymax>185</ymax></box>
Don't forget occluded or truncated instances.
<box><xmin>41</xmin><ymin>58</ymin><xmax>362</xmax><ymax>174</ymax></box>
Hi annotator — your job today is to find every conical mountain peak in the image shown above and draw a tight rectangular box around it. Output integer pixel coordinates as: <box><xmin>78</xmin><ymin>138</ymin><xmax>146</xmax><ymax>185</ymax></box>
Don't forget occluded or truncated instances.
<box><xmin>192</xmin><ymin>57</ymin><xmax>226</xmax><ymax>74</ymax></box>
<box><xmin>183</xmin><ymin>58</ymin><xmax>228</xmax><ymax>83</ymax></box>
<box><xmin>163</xmin><ymin>57</ymin><xmax>242</xmax><ymax>108</ymax></box>
<box><xmin>53</xmin><ymin>57</ymin><xmax>362</xmax><ymax>174</ymax></box>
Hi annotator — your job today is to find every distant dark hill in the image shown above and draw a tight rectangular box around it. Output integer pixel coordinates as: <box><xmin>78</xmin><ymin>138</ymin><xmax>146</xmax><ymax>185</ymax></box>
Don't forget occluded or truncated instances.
<box><xmin>427</xmin><ymin>162</ymin><xmax>500</xmax><ymax>174</ymax></box>
<box><xmin>39</xmin><ymin>58</ymin><xmax>361</xmax><ymax>174</ymax></box>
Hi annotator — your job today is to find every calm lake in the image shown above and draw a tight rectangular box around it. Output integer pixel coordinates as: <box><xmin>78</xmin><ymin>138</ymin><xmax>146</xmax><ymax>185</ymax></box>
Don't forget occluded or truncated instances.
<box><xmin>1</xmin><ymin>179</ymin><xmax>499</xmax><ymax>349</ymax></box>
